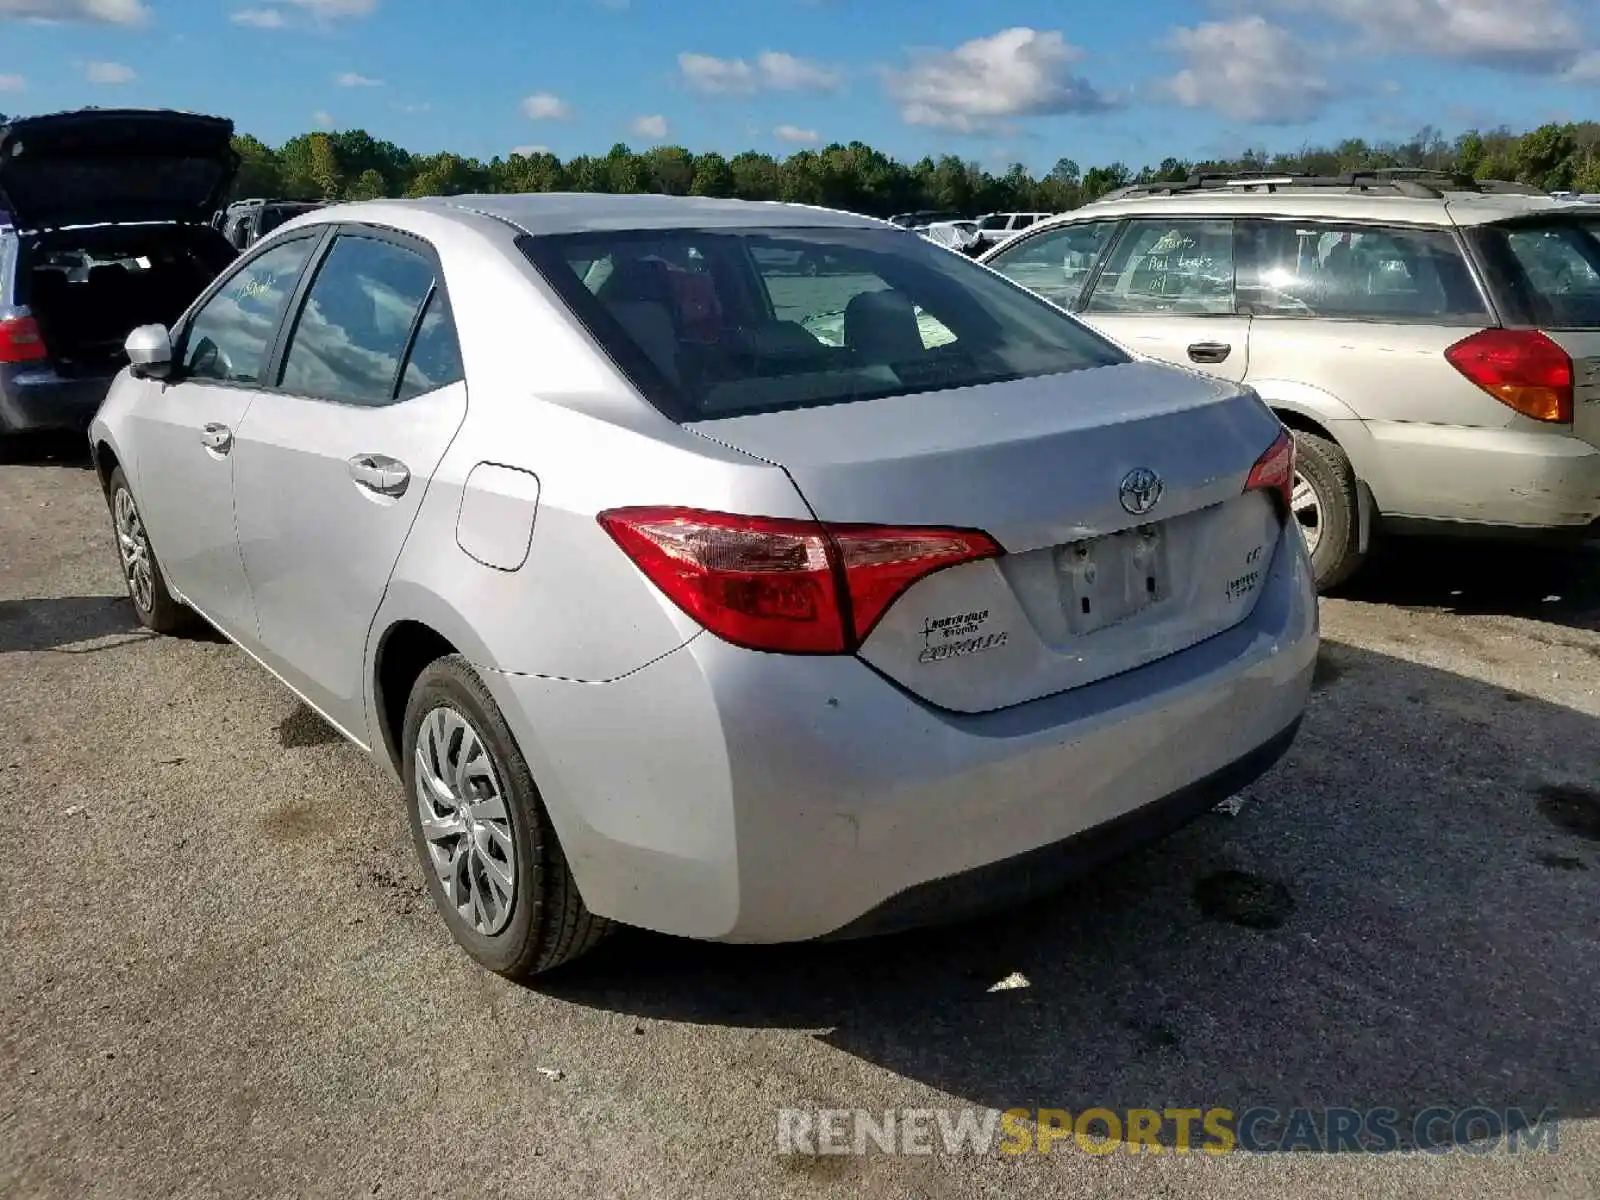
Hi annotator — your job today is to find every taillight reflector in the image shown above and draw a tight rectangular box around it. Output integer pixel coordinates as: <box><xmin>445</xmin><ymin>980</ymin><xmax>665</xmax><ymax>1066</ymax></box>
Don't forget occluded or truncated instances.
<box><xmin>1444</xmin><ymin>328</ymin><xmax>1573</xmax><ymax>424</ymax></box>
<box><xmin>1244</xmin><ymin>428</ymin><xmax>1295</xmax><ymax>518</ymax></box>
<box><xmin>597</xmin><ymin>507</ymin><xmax>1002</xmax><ymax>654</ymax></box>
<box><xmin>0</xmin><ymin>314</ymin><xmax>47</xmax><ymax>364</ymax></box>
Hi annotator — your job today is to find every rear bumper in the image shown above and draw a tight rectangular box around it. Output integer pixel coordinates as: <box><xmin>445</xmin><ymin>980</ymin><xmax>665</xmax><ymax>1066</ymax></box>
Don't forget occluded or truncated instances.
<box><xmin>482</xmin><ymin>529</ymin><xmax>1319</xmax><ymax>943</ymax></box>
<box><xmin>0</xmin><ymin>366</ymin><xmax>115</xmax><ymax>435</ymax></box>
<box><xmin>1365</xmin><ymin>421</ymin><xmax>1600</xmax><ymax>528</ymax></box>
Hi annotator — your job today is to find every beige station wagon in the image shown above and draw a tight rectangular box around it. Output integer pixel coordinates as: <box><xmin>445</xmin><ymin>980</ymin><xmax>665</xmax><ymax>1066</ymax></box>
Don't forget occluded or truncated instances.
<box><xmin>981</xmin><ymin>172</ymin><xmax>1600</xmax><ymax>588</ymax></box>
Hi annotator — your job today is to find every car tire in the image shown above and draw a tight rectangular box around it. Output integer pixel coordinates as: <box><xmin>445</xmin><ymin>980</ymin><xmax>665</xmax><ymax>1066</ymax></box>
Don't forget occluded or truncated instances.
<box><xmin>106</xmin><ymin>466</ymin><xmax>192</xmax><ymax>634</ymax></box>
<box><xmin>402</xmin><ymin>654</ymin><xmax>611</xmax><ymax>979</ymax></box>
<box><xmin>1291</xmin><ymin>430</ymin><xmax>1365</xmax><ymax>591</ymax></box>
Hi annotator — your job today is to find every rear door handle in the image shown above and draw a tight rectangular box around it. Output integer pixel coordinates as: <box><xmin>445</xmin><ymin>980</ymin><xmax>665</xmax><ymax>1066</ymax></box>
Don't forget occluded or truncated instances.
<box><xmin>199</xmin><ymin>423</ymin><xmax>233</xmax><ymax>453</ymax></box>
<box><xmin>1187</xmin><ymin>342</ymin><xmax>1232</xmax><ymax>364</ymax></box>
<box><xmin>348</xmin><ymin>454</ymin><xmax>411</xmax><ymax>498</ymax></box>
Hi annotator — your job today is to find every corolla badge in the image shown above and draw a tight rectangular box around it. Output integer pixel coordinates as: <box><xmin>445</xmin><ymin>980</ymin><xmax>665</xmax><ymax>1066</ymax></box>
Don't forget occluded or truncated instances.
<box><xmin>1118</xmin><ymin>467</ymin><xmax>1164</xmax><ymax>516</ymax></box>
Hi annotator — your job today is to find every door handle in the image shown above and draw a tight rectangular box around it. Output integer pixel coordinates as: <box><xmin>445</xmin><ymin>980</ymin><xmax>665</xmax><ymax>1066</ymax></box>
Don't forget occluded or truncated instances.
<box><xmin>1187</xmin><ymin>342</ymin><xmax>1232</xmax><ymax>364</ymax></box>
<box><xmin>348</xmin><ymin>454</ymin><xmax>411</xmax><ymax>498</ymax></box>
<box><xmin>199</xmin><ymin>422</ymin><xmax>233</xmax><ymax>453</ymax></box>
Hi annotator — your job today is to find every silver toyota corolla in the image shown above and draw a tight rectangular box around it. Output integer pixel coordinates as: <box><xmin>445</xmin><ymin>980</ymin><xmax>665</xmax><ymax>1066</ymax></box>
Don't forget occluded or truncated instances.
<box><xmin>88</xmin><ymin>194</ymin><xmax>1318</xmax><ymax>977</ymax></box>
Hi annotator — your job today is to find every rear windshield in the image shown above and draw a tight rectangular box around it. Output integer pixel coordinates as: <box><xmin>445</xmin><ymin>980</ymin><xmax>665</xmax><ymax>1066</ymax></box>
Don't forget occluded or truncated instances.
<box><xmin>1481</xmin><ymin>218</ymin><xmax>1600</xmax><ymax>329</ymax></box>
<box><xmin>519</xmin><ymin>225</ymin><xmax>1126</xmax><ymax>421</ymax></box>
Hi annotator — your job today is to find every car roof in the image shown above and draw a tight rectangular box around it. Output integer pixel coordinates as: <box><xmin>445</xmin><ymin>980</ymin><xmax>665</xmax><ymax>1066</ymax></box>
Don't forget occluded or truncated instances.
<box><xmin>344</xmin><ymin>193</ymin><xmax>890</xmax><ymax>236</ymax></box>
<box><xmin>1026</xmin><ymin>189</ymin><xmax>1566</xmax><ymax>231</ymax></box>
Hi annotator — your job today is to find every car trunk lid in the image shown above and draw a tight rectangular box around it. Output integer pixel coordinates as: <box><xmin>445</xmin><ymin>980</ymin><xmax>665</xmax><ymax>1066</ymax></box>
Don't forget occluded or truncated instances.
<box><xmin>0</xmin><ymin>109</ymin><xmax>239</xmax><ymax>232</ymax></box>
<box><xmin>687</xmin><ymin>361</ymin><xmax>1292</xmax><ymax>713</ymax></box>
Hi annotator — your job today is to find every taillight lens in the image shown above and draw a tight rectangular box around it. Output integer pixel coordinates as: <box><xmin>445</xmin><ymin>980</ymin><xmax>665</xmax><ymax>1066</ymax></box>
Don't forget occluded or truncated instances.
<box><xmin>598</xmin><ymin>507</ymin><xmax>1001</xmax><ymax>654</ymax></box>
<box><xmin>1445</xmin><ymin>329</ymin><xmax>1573</xmax><ymax>424</ymax></box>
<box><xmin>0</xmin><ymin>314</ymin><xmax>47</xmax><ymax>364</ymax></box>
<box><xmin>1244</xmin><ymin>428</ymin><xmax>1295</xmax><ymax>519</ymax></box>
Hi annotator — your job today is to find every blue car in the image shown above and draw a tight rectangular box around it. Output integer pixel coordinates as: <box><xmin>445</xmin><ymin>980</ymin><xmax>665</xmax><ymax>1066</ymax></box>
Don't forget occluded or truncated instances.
<box><xmin>0</xmin><ymin>108</ymin><xmax>239</xmax><ymax>440</ymax></box>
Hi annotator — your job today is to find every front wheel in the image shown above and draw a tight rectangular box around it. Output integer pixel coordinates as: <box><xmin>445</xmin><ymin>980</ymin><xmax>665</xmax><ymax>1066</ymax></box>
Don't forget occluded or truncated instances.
<box><xmin>1290</xmin><ymin>431</ymin><xmax>1366</xmax><ymax>591</ymax></box>
<box><xmin>106</xmin><ymin>466</ymin><xmax>191</xmax><ymax>633</ymax></box>
<box><xmin>403</xmin><ymin>655</ymin><xmax>611</xmax><ymax>978</ymax></box>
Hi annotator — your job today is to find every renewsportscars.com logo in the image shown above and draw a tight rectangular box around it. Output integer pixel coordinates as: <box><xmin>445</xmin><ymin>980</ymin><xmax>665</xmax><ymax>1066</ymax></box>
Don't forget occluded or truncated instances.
<box><xmin>775</xmin><ymin>1107</ymin><xmax>1561</xmax><ymax>1157</ymax></box>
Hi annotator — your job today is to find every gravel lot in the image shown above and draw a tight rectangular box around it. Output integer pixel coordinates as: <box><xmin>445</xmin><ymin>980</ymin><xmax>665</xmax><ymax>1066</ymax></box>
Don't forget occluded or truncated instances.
<box><xmin>2</xmin><ymin>438</ymin><xmax>1597</xmax><ymax>1200</ymax></box>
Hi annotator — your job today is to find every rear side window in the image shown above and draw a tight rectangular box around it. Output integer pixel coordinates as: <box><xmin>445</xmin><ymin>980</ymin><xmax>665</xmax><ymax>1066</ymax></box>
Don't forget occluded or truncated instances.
<box><xmin>1237</xmin><ymin>220</ymin><xmax>1487</xmax><ymax>324</ymax></box>
<box><xmin>1480</xmin><ymin>220</ymin><xmax>1600</xmax><ymax>329</ymax></box>
<box><xmin>987</xmin><ymin>220</ymin><xmax>1118</xmax><ymax>310</ymax></box>
<box><xmin>181</xmin><ymin>236</ymin><xmax>315</xmax><ymax>385</ymax></box>
<box><xmin>397</xmin><ymin>288</ymin><xmax>465</xmax><ymax>400</ymax></box>
<box><xmin>519</xmin><ymin>225</ymin><xmax>1126</xmax><ymax>421</ymax></box>
<box><xmin>278</xmin><ymin>234</ymin><xmax>441</xmax><ymax>406</ymax></box>
<box><xmin>1085</xmin><ymin>218</ymin><xmax>1235</xmax><ymax>316</ymax></box>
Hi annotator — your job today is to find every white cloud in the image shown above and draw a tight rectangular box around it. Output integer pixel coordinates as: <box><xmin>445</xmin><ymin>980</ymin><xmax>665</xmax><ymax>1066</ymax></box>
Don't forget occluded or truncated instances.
<box><xmin>511</xmin><ymin>145</ymin><xmax>550</xmax><ymax>158</ymax></box>
<box><xmin>1263</xmin><ymin>0</ymin><xmax>1585</xmax><ymax>72</ymax></box>
<box><xmin>392</xmin><ymin>100</ymin><xmax>430</xmax><ymax>113</ymax></box>
<box><xmin>630</xmin><ymin>113</ymin><xmax>669</xmax><ymax>139</ymax></box>
<box><xmin>521</xmin><ymin>91</ymin><xmax>572</xmax><ymax>120</ymax></box>
<box><xmin>230</xmin><ymin>7</ymin><xmax>284</xmax><ymax>26</ymax></box>
<box><xmin>755</xmin><ymin>51</ymin><xmax>842</xmax><ymax>91</ymax></box>
<box><xmin>0</xmin><ymin>0</ymin><xmax>148</xmax><ymax>23</ymax></box>
<box><xmin>774</xmin><ymin>123</ymin><xmax>819</xmax><ymax>143</ymax></box>
<box><xmin>281</xmin><ymin>0</ymin><xmax>375</xmax><ymax>16</ymax></box>
<box><xmin>884</xmin><ymin>27</ymin><xmax>1113</xmax><ymax>132</ymax></box>
<box><xmin>313</xmin><ymin>110</ymin><xmax>335</xmax><ymax>128</ymax></box>
<box><xmin>1567</xmin><ymin>50</ymin><xmax>1600</xmax><ymax>82</ymax></box>
<box><xmin>336</xmin><ymin>71</ymin><xmax>382</xmax><ymax>87</ymax></box>
<box><xmin>1163</xmin><ymin>16</ymin><xmax>1331</xmax><ymax>124</ymax></box>
<box><xmin>679</xmin><ymin>49</ymin><xmax>843</xmax><ymax>95</ymax></box>
<box><xmin>84</xmin><ymin>59</ymin><xmax>135</xmax><ymax>84</ymax></box>
<box><xmin>0</xmin><ymin>73</ymin><xmax>24</xmax><ymax>90</ymax></box>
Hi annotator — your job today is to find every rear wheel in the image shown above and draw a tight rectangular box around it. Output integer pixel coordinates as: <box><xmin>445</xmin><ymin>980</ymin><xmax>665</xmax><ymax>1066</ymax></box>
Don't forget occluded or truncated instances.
<box><xmin>1290</xmin><ymin>431</ymin><xmax>1365</xmax><ymax>590</ymax></box>
<box><xmin>106</xmin><ymin>466</ymin><xmax>191</xmax><ymax>633</ymax></box>
<box><xmin>403</xmin><ymin>655</ymin><xmax>611</xmax><ymax>978</ymax></box>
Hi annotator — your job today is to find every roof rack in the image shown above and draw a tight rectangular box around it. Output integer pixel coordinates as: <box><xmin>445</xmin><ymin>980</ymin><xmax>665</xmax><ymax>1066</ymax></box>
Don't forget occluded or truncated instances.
<box><xmin>1088</xmin><ymin>168</ymin><xmax>1549</xmax><ymax>203</ymax></box>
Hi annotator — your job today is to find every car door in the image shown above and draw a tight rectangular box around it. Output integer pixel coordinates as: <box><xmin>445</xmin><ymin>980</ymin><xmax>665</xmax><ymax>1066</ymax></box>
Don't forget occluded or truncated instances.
<box><xmin>1079</xmin><ymin>216</ymin><xmax>1252</xmax><ymax>382</ymax></box>
<box><xmin>984</xmin><ymin>218</ymin><xmax>1121</xmax><ymax>311</ymax></box>
<box><xmin>129</xmin><ymin>232</ymin><xmax>321</xmax><ymax>642</ymax></box>
<box><xmin>229</xmin><ymin>226</ymin><xmax>468</xmax><ymax>739</ymax></box>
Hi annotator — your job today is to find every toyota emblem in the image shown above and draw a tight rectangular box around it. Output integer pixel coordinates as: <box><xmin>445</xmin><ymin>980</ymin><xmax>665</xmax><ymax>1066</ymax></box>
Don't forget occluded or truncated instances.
<box><xmin>1119</xmin><ymin>467</ymin><xmax>1164</xmax><ymax>516</ymax></box>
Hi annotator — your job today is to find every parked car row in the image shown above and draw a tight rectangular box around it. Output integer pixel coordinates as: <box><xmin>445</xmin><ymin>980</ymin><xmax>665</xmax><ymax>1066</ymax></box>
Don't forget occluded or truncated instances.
<box><xmin>10</xmin><ymin>108</ymin><xmax>1591</xmax><ymax>986</ymax></box>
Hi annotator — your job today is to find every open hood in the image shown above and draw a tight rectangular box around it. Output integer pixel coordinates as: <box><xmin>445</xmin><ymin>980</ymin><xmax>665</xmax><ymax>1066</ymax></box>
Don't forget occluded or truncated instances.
<box><xmin>0</xmin><ymin>109</ymin><xmax>239</xmax><ymax>231</ymax></box>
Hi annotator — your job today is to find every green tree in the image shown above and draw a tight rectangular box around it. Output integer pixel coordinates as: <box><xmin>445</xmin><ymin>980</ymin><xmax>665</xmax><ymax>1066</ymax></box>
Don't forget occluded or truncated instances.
<box><xmin>1515</xmin><ymin>123</ymin><xmax>1577</xmax><ymax>191</ymax></box>
<box><xmin>690</xmin><ymin>151</ymin><xmax>735</xmax><ymax>198</ymax></box>
<box><xmin>307</xmin><ymin>133</ymin><xmax>345</xmax><ymax>200</ymax></box>
<box><xmin>347</xmin><ymin>168</ymin><xmax>387</xmax><ymax>201</ymax></box>
<box><xmin>644</xmin><ymin>146</ymin><xmax>695</xmax><ymax>196</ymax></box>
<box><xmin>230</xmin><ymin>134</ymin><xmax>283</xmax><ymax>199</ymax></box>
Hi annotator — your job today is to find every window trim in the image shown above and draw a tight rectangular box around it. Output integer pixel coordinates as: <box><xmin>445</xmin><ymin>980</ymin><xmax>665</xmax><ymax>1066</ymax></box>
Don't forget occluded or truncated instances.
<box><xmin>1080</xmin><ymin>216</ymin><xmax>1240</xmax><ymax>319</ymax></box>
<box><xmin>1233</xmin><ymin>215</ymin><xmax>1495</xmax><ymax>328</ymax></box>
<box><xmin>170</xmin><ymin>227</ymin><xmax>331</xmax><ymax>392</ymax></box>
<box><xmin>985</xmin><ymin>217</ymin><xmax>1126</xmax><ymax>312</ymax></box>
<box><xmin>266</xmin><ymin>220</ymin><xmax>459</xmax><ymax>409</ymax></box>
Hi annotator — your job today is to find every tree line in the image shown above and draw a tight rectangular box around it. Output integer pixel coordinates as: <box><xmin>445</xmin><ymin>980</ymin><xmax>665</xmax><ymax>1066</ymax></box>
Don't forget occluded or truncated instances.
<box><xmin>233</xmin><ymin>121</ymin><xmax>1600</xmax><ymax>215</ymax></box>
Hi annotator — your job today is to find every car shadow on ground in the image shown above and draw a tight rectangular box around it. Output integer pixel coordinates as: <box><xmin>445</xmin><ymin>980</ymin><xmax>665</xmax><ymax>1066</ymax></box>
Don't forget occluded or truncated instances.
<box><xmin>0</xmin><ymin>432</ymin><xmax>95</xmax><ymax>470</ymax></box>
<box><xmin>1337</xmin><ymin>537</ymin><xmax>1600</xmax><ymax>631</ymax></box>
<box><xmin>539</xmin><ymin>640</ymin><xmax>1600</xmax><ymax>1152</ymax></box>
<box><xmin>0</xmin><ymin>595</ymin><xmax>225</xmax><ymax>652</ymax></box>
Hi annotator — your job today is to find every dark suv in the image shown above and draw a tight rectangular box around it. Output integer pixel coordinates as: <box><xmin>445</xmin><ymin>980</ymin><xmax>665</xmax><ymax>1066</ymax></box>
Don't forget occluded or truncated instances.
<box><xmin>217</xmin><ymin>198</ymin><xmax>328</xmax><ymax>250</ymax></box>
<box><xmin>0</xmin><ymin>109</ymin><xmax>240</xmax><ymax>439</ymax></box>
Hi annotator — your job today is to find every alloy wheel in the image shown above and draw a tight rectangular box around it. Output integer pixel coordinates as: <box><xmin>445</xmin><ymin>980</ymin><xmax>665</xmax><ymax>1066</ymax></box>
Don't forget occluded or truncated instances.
<box><xmin>113</xmin><ymin>487</ymin><xmax>155</xmax><ymax>614</ymax></box>
<box><xmin>414</xmin><ymin>705</ymin><xmax>517</xmax><ymax>936</ymax></box>
<box><xmin>1290</xmin><ymin>470</ymin><xmax>1323</xmax><ymax>558</ymax></box>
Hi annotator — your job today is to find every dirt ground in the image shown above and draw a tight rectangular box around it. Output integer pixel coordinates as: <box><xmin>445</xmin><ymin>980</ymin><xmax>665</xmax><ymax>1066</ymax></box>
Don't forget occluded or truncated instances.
<box><xmin>2</xmin><ymin>440</ymin><xmax>1597</xmax><ymax>1199</ymax></box>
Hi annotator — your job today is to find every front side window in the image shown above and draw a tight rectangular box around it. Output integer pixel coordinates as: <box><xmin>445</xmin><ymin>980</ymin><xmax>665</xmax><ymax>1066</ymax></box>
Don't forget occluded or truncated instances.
<box><xmin>987</xmin><ymin>220</ymin><xmax>1118</xmax><ymax>309</ymax></box>
<box><xmin>181</xmin><ymin>236</ymin><xmax>315</xmax><ymax>384</ymax></box>
<box><xmin>521</xmin><ymin>225</ymin><xmax>1126</xmax><ymax>421</ymax></box>
<box><xmin>1085</xmin><ymin>218</ymin><xmax>1235</xmax><ymax>316</ymax></box>
<box><xmin>1237</xmin><ymin>219</ymin><xmax>1487</xmax><ymax>323</ymax></box>
<box><xmin>278</xmin><ymin>234</ymin><xmax>438</xmax><ymax>406</ymax></box>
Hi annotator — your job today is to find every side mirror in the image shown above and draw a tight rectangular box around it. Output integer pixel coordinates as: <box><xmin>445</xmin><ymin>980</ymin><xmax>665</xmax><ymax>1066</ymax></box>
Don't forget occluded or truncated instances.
<box><xmin>125</xmin><ymin>324</ymin><xmax>173</xmax><ymax>380</ymax></box>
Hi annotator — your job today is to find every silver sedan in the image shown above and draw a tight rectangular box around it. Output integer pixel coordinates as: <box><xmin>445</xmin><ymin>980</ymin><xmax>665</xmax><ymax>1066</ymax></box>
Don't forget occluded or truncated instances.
<box><xmin>89</xmin><ymin>194</ymin><xmax>1317</xmax><ymax>976</ymax></box>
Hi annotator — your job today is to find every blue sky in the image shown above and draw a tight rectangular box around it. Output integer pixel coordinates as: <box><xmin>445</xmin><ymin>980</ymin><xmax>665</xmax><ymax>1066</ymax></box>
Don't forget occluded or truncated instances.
<box><xmin>1</xmin><ymin>0</ymin><xmax>1597</xmax><ymax>171</ymax></box>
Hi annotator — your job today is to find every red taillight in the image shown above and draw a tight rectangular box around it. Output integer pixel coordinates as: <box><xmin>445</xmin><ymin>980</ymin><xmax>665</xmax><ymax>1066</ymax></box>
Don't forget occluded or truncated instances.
<box><xmin>0</xmin><ymin>314</ymin><xmax>47</xmax><ymax>364</ymax></box>
<box><xmin>1245</xmin><ymin>428</ymin><xmax>1295</xmax><ymax>518</ymax></box>
<box><xmin>1445</xmin><ymin>329</ymin><xmax>1573</xmax><ymax>424</ymax></box>
<box><xmin>597</xmin><ymin>507</ymin><xmax>1002</xmax><ymax>654</ymax></box>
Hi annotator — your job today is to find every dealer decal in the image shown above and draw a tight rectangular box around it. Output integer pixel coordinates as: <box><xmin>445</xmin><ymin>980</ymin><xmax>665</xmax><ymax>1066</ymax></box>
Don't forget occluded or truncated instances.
<box><xmin>918</xmin><ymin>609</ymin><xmax>1009</xmax><ymax>664</ymax></box>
